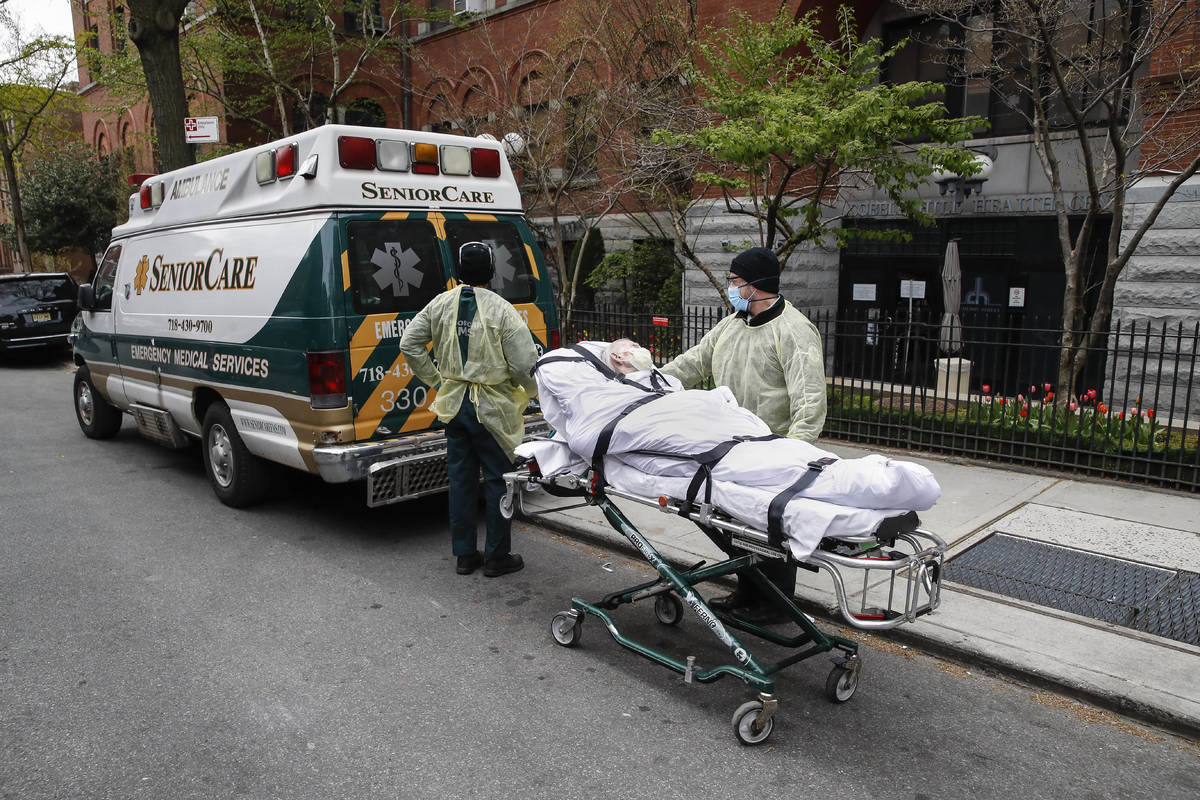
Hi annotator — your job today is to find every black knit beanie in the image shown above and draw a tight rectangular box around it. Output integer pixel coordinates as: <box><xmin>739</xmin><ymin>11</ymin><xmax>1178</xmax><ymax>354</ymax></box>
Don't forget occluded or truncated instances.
<box><xmin>730</xmin><ymin>247</ymin><xmax>780</xmax><ymax>294</ymax></box>
<box><xmin>458</xmin><ymin>242</ymin><xmax>495</xmax><ymax>285</ymax></box>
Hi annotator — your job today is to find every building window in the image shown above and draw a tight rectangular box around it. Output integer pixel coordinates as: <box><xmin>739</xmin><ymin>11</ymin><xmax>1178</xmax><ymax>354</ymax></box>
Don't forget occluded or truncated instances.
<box><xmin>345</xmin><ymin>0</ymin><xmax>385</xmax><ymax>36</ymax></box>
<box><xmin>345</xmin><ymin>98</ymin><xmax>386</xmax><ymax>127</ymax></box>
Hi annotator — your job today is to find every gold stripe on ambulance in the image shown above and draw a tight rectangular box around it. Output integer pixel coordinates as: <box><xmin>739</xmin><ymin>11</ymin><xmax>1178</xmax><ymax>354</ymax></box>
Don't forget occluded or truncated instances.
<box><xmin>427</xmin><ymin>211</ymin><xmax>447</xmax><ymax>239</ymax></box>
<box><xmin>341</xmin><ymin>249</ymin><xmax>351</xmax><ymax>293</ymax></box>
<box><xmin>523</xmin><ymin>243</ymin><xmax>540</xmax><ymax>280</ymax></box>
<box><xmin>464</xmin><ymin>213</ymin><xmax>497</xmax><ymax>222</ymax></box>
<box><xmin>349</xmin><ymin>312</ymin><xmax>399</xmax><ymax>374</ymax></box>
<box><xmin>382</xmin><ymin>211</ymin><xmax>410</xmax><ymax>221</ymax></box>
<box><xmin>354</xmin><ymin>353</ymin><xmax>431</xmax><ymax>441</ymax></box>
<box><xmin>513</xmin><ymin>303</ymin><xmax>546</xmax><ymax>341</ymax></box>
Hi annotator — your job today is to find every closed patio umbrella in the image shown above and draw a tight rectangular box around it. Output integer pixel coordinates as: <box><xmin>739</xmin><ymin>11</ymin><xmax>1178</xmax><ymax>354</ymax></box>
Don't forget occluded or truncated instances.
<box><xmin>939</xmin><ymin>239</ymin><xmax>963</xmax><ymax>354</ymax></box>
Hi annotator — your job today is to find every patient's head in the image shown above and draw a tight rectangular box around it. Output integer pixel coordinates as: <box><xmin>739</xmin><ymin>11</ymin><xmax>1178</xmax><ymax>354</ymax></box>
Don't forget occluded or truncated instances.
<box><xmin>605</xmin><ymin>339</ymin><xmax>655</xmax><ymax>374</ymax></box>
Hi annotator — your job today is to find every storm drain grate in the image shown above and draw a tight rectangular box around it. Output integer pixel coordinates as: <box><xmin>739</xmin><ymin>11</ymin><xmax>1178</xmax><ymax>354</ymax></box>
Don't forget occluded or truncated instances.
<box><xmin>944</xmin><ymin>533</ymin><xmax>1200</xmax><ymax>646</ymax></box>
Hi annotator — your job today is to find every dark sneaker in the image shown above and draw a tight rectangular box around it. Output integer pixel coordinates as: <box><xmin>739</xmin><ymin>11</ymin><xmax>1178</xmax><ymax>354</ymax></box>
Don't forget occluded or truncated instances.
<box><xmin>456</xmin><ymin>552</ymin><xmax>483</xmax><ymax>575</ymax></box>
<box><xmin>707</xmin><ymin>592</ymin><xmax>752</xmax><ymax>612</ymax></box>
<box><xmin>483</xmin><ymin>553</ymin><xmax>524</xmax><ymax>577</ymax></box>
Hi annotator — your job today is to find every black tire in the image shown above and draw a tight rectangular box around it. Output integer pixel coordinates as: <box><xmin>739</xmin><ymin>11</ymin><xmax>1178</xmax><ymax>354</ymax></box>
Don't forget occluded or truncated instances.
<box><xmin>654</xmin><ymin>593</ymin><xmax>684</xmax><ymax>626</ymax></box>
<box><xmin>201</xmin><ymin>402</ymin><xmax>273</xmax><ymax>508</ymax></box>
<box><xmin>731</xmin><ymin>701</ymin><xmax>774</xmax><ymax>746</ymax></box>
<box><xmin>825</xmin><ymin>663</ymin><xmax>860</xmax><ymax>703</ymax></box>
<box><xmin>550</xmin><ymin>611</ymin><xmax>583</xmax><ymax>647</ymax></box>
<box><xmin>73</xmin><ymin>366</ymin><xmax>123</xmax><ymax>439</ymax></box>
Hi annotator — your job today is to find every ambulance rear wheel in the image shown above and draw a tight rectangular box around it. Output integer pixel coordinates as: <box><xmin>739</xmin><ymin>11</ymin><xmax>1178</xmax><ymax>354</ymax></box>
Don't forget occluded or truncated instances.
<box><xmin>74</xmin><ymin>366</ymin><xmax>123</xmax><ymax>439</ymax></box>
<box><xmin>202</xmin><ymin>403</ymin><xmax>272</xmax><ymax>508</ymax></box>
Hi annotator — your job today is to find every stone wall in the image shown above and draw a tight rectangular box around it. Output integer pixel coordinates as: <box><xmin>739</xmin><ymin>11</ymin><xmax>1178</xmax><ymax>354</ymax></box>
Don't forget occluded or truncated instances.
<box><xmin>1110</xmin><ymin>178</ymin><xmax>1200</xmax><ymax>424</ymax></box>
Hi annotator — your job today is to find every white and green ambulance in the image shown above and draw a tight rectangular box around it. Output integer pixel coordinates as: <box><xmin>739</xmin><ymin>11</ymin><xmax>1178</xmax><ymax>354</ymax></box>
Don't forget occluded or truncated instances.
<box><xmin>71</xmin><ymin>125</ymin><xmax>559</xmax><ymax>507</ymax></box>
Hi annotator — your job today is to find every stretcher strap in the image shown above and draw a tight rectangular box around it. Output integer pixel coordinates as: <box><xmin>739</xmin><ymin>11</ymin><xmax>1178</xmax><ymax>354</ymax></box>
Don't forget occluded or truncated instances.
<box><xmin>766</xmin><ymin>457</ymin><xmax>838</xmax><ymax>547</ymax></box>
<box><xmin>682</xmin><ymin>434</ymin><xmax>783</xmax><ymax>512</ymax></box>
<box><xmin>591</xmin><ymin>394</ymin><xmax>663</xmax><ymax>490</ymax></box>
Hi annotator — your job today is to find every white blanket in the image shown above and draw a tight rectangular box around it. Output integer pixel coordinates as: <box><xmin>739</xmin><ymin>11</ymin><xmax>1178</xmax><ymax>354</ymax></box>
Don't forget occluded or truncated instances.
<box><xmin>522</xmin><ymin>342</ymin><xmax>941</xmax><ymax>560</ymax></box>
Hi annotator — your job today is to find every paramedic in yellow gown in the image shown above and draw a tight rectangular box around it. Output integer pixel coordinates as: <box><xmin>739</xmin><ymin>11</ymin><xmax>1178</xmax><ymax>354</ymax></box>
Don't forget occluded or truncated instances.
<box><xmin>660</xmin><ymin>247</ymin><xmax>827</xmax><ymax>624</ymax></box>
<box><xmin>400</xmin><ymin>242</ymin><xmax>539</xmax><ymax>577</ymax></box>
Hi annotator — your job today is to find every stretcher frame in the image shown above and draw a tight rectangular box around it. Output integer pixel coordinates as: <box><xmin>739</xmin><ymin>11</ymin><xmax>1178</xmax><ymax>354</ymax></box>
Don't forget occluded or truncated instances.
<box><xmin>500</xmin><ymin>462</ymin><xmax>946</xmax><ymax>745</ymax></box>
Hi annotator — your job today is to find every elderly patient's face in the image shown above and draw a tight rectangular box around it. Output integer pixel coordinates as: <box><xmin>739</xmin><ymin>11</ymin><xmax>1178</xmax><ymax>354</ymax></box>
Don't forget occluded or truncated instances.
<box><xmin>607</xmin><ymin>339</ymin><xmax>653</xmax><ymax>374</ymax></box>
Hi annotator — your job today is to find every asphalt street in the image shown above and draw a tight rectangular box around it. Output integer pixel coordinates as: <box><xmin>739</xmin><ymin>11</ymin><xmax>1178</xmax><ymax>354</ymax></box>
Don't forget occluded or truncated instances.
<box><xmin>2</xmin><ymin>352</ymin><xmax>1198</xmax><ymax>800</ymax></box>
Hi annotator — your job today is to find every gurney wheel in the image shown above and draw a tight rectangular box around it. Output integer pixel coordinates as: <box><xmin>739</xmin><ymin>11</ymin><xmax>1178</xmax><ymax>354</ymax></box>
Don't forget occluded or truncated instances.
<box><xmin>731</xmin><ymin>701</ymin><xmax>774</xmax><ymax>746</ymax></box>
<box><xmin>653</xmin><ymin>594</ymin><xmax>684</xmax><ymax>626</ymax></box>
<box><xmin>825</xmin><ymin>663</ymin><xmax>859</xmax><ymax>703</ymax></box>
<box><xmin>550</xmin><ymin>611</ymin><xmax>583</xmax><ymax>648</ymax></box>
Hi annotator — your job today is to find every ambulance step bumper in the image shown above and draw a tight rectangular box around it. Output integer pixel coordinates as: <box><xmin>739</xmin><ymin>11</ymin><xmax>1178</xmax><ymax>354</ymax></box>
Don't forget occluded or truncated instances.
<box><xmin>129</xmin><ymin>403</ymin><xmax>190</xmax><ymax>449</ymax></box>
<box><xmin>367</xmin><ymin>451</ymin><xmax>451</xmax><ymax>508</ymax></box>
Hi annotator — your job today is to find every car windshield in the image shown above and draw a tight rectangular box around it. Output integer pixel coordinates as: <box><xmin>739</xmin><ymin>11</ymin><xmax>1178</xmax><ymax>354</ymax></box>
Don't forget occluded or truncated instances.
<box><xmin>0</xmin><ymin>277</ymin><xmax>75</xmax><ymax>304</ymax></box>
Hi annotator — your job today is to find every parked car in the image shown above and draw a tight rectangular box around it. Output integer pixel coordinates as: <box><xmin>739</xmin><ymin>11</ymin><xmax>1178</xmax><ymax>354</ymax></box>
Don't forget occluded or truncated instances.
<box><xmin>0</xmin><ymin>272</ymin><xmax>79</xmax><ymax>353</ymax></box>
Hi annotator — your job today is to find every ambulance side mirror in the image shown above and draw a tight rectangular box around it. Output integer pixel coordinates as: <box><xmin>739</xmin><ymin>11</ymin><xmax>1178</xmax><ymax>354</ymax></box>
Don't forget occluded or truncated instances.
<box><xmin>78</xmin><ymin>284</ymin><xmax>96</xmax><ymax>311</ymax></box>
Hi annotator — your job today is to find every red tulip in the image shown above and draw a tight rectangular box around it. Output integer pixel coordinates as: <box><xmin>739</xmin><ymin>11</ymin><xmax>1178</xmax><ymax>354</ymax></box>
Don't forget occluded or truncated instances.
<box><xmin>1098</xmin><ymin>403</ymin><xmax>1109</xmax><ymax>414</ymax></box>
<box><xmin>1043</xmin><ymin>383</ymin><xmax>1052</xmax><ymax>392</ymax></box>
<box><xmin>982</xmin><ymin>384</ymin><xmax>991</xmax><ymax>394</ymax></box>
<box><xmin>998</xmin><ymin>397</ymin><xmax>1007</xmax><ymax>405</ymax></box>
<box><xmin>1069</xmin><ymin>401</ymin><xmax>1078</xmax><ymax>411</ymax></box>
<box><xmin>1020</xmin><ymin>408</ymin><xmax>1029</xmax><ymax>418</ymax></box>
<box><xmin>1086</xmin><ymin>389</ymin><xmax>1097</xmax><ymax>400</ymax></box>
<box><xmin>1045</xmin><ymin>392</ymin><xmax>1054</xmax><ymax>402</ymax></box>
<box><xmin>1146</xmin><ymin>409</ymin><xmax>1155</xmax><ymax>419</ymax></box>
<box><xmin>1117</xmin><ymin>411</ymin><xmax>1125</xmax><ymax>420</ymax></box>
<box><xmin>1017</xmin><ymin>393</ymin><xmax>1025</xmax><ymax>403</ymax></box>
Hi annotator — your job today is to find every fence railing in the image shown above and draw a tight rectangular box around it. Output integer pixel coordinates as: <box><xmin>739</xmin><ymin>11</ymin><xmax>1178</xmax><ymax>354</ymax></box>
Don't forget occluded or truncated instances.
<box><xmin>559</xmin><ymin>304</ymin><xmax>1200</xmax><ymax>492</ymax></box>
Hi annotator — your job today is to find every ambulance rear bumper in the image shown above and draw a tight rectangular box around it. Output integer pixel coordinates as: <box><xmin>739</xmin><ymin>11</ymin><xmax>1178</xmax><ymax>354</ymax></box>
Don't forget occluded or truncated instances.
<box><xmin>312</xmin><ymin>415</ymin><xmax>551</xmax><ymax>506</ymax></box>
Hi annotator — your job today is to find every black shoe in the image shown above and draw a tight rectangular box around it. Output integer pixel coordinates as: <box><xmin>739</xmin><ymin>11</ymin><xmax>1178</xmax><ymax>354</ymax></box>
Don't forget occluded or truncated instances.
<box><xmin>483</xmin><ymin>553</ymin><xmax>524</xmax><ymax>577</ymax></box>
<box><xmin>732</xmin><ymin>603</ymin><xmax>789</xmax><ymax>626</ymax></box>
<box><xmin>708</xmin><ymin>592</ymin><xmax>752</xmax><ymax>612</ymax></box>
<box><xmin>456</xmin><ymin>552</ymin><xmax>483</xmax><ymax>575</ymax></box>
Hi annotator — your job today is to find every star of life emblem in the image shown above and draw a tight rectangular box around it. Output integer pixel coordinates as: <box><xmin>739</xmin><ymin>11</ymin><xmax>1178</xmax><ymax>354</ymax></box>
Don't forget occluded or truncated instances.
<box><xmin>371</xmin><ymin>243</ymin><xmax>423</xmax><ymax>296</ymax></box>
<box><xmin>491</xmin><ymin>243</ymin><xmax>518</xmax><ymax>286</ymax></box>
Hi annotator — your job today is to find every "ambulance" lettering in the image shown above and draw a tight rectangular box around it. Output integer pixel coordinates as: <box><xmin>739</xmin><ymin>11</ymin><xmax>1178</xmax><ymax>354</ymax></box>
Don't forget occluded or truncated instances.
<box><xmin>146</xmin><ymin>248</ymin><xmax>258</xmax><ymax>293</ymax></box>
<box><xmin>361</xmin><ymin>181</ymin><xmax>494</xmax><ymax>205</ymax></box>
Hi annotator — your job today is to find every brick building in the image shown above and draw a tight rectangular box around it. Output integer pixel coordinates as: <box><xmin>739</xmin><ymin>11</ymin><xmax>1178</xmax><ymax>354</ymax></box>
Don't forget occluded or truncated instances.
<box><xmin>69</xmin><ymin>0</ymin><xmax>1200</xmax><ymax>329</ymax></box>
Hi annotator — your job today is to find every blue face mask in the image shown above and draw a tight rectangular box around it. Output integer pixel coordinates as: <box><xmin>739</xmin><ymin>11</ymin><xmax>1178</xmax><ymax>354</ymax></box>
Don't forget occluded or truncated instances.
<box><xmin>727</xmin><ymin>284</ymin><xmax>751</xmax><ymax>312</ymax></box>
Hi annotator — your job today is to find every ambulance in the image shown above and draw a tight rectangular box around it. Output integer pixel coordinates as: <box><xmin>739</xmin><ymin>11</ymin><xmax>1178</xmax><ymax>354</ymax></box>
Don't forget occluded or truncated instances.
<box><xmin>71</xmin><ymin>125</ymin><xmax>559</xmax><ymax>507</ymax></box>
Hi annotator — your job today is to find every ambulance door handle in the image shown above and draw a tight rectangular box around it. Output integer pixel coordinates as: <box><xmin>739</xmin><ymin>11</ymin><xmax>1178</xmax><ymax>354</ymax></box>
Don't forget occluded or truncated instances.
<box><xmin>124</xmin><ymin>283</ymin><xmax>131</xmax><ymax>299</ymax></box>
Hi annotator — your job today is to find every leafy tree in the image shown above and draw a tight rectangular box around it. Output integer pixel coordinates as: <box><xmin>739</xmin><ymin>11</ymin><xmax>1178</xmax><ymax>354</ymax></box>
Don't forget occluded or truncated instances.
<box><xmin>657</xmin><ymin>7</ymin><xmax>982</xmax><ymax>265</ymax></box>
<box><xmin>11</xmin><ymin>143</ymin><xmax>125</xmax><ymax>271</ymax></box>
<box><xmin>585</xmin><ymin>238</ymin><xmax>682</xmax><ymax>312</ymax></box>
<box><xmin>0</xmin><ymin>8</ymin><xmax>79</xmax><ymax>270</ymax></box>
<box><xmin>902</xmin><ymin>0</ymin><xmax>1200</xmax><ymax>394</ymax></box>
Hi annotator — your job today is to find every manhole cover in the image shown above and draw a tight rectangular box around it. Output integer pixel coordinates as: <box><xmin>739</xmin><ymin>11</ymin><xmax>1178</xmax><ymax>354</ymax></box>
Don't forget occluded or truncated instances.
<box><xmin>944</xmin><ymin>533</ymin><xmax>1200</xmax><ymax>646</ymax></box>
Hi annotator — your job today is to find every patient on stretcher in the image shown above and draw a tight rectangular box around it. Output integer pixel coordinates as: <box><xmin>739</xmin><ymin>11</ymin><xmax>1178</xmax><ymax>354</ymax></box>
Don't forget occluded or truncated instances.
<box><xmin>519</xmin><ymin>341</ymin><xmax>940</xmax><ymax>561</ymax></box>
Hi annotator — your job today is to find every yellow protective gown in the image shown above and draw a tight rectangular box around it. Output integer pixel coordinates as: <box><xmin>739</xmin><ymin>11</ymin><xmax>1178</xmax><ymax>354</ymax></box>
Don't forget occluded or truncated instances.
<box><xmin>660</xmin><ymin>300</ymin><xmax>827</xmax><ymax>441</ymax></box>
<box><xmin>399</xmin><ymin>285</ymin><xmax>539</xmax><ymax>457</ymax></box>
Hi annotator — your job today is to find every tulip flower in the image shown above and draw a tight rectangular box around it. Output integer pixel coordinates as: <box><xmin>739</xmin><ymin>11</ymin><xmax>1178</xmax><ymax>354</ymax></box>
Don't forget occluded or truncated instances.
<box><xmin>1117</xmin><ymin>411</ymin><xmax>1125</xmax><ymax>420</ymax></box>
<box><xmin>982</xmin><ymin>384</ymin><xmax>991</xmax><ymax>394</ymax></box>
<box><xmin>1086</xmin><ymin>389</ymin><xmax>1097</xmax><ymax>400</ymax></box>
<box><xmin>1098</xmin><ymin>403</ymin><xmax>1109</xmax><ymax>413</ymax></box>
<box><xmin>1020</xmin><ymin>408</ymin><xmax>1029</xmax><ymax>418</ymax></box>
<box><xmin>1069</xmin><ymin>401</ymin><xmax>1078</xmax><ymax>412</ymax></box>
<box><xmin>1045</xmin><ymin>392</ymin><xmax>1054</xmax><ymax>402</ymax></box>
<box><xmin>1043</xmin><ymin>383</ymin><xmax>1052</xmax><ymax>392</ymax></box>
<box><xmin>1017</xmin><ymin>393</ymin><xmax>1025</xmax><ymax>403</ymax></box>
<box><xmin>1146</xmin><ymin>409</ymin><xmax>1155</xmax><ymax>419</ymax></box>
<box><xmin>998</xmin><ymin>397</ymin><xmax>1007</xmax><ymax>405</ymax></box>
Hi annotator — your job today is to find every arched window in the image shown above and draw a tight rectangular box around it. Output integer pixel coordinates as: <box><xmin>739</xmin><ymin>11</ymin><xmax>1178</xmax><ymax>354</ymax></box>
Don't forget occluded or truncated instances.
<box><xmin>96</xmin><ymin>132</ymin><xmax>110</xmax><ymax>156</ymax></box>
<box><xmin>345</xmin><ymin>97</ymin><xmax>386</xmax><ymax>127</ymax></box>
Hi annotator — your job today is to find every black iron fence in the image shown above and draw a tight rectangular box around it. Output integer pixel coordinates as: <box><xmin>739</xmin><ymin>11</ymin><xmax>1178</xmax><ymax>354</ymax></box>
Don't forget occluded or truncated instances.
<box><xmin>560</xmin><ymin>304</ymin><xmax>1200</xmax><ymax>491</ymax></box>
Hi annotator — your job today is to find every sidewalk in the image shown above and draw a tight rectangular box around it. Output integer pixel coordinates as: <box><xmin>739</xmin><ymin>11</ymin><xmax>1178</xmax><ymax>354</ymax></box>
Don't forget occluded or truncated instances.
<box><xmin>517</xmin><ymin>441</ymin><xmax>1200</xmax><ymax>738</ymax></box>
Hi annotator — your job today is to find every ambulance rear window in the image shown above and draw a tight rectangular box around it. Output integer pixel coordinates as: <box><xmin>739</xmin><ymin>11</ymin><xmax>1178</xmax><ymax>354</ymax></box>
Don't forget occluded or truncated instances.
<box><xmin>346</xmin><ymin>219</ymin><xmax>444</xmax><ymax>314</ymax></box>
<box><xmin>445</xmin><ymin>221</ymin><xmax>537</xmax><ymax>304</ymax></box>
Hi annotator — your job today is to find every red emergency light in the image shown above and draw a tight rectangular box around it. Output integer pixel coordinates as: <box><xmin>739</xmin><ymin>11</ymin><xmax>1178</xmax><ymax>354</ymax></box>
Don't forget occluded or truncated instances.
<box><xmin>471</xmin><ymin>148</ymin><xmax>501</xmax><ymax>178</ymax></box>
<box><xmin>338</xmin><ymin>136</ymin><xmax>377</xmax><ymax>170</ymax></box>
<box><xmin>276</xmin><ymin>143</ymin><xmax>298</xmax><ymax>179</ymax></box>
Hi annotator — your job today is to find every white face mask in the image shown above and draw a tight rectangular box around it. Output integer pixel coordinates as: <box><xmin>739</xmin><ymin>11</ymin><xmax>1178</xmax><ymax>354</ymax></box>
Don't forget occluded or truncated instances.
<box><xmin>626</xmin><ymin>347</ymin><xmax>654</xmax><ymax>372</ymax></box>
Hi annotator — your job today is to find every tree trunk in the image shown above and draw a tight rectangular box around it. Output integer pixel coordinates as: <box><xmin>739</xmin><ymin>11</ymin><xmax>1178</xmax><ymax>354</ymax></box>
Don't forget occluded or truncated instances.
<box><xmin>127</xmin><ymin>0</ymin><xmax>193</xmax><ymax>172</ymax></box>
<box><xmin>0</xmin><ymin>119</ymin><xmax>31</xmax><ymax>271</ymax></box>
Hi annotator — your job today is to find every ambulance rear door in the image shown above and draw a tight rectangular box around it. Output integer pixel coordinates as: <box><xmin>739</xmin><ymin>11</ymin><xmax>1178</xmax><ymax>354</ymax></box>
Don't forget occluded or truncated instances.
<box><xmin>340</xmin><ymin>211</ymin><xmax>450</xmax><ymax>442</ymax></box>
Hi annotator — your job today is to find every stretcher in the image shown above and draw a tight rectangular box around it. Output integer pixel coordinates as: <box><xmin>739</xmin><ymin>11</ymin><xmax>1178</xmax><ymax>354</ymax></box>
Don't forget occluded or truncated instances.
<box><xmin>500</xmin><ymin>455</ymin><xmax>946</xmax><ymax>746</ymax></box>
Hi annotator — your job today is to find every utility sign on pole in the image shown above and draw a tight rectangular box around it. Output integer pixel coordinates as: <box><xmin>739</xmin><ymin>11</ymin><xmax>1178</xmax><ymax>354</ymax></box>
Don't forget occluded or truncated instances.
<box><xmin>184</xmin><ymin>117</ymin><xmax>221</xmax><ymax>144</ymax></box>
